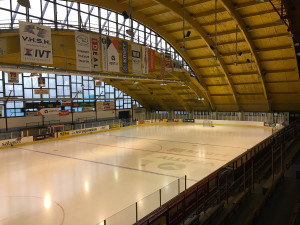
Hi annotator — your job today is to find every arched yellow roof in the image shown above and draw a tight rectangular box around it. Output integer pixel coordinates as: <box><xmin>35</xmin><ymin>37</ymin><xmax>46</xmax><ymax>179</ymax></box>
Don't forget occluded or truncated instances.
<box><xmin>1</xmin><ymin>0</ymin><xmax>299</xmax><ymax>112</ymax></box>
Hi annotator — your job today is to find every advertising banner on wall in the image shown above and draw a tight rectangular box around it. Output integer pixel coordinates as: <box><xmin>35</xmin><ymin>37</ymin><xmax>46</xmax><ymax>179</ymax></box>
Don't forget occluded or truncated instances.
<box><xmin>132</xmin><ymin>44</ymin><xmax>141</xmax><ymax>74</ymax></box>
<box><xmin>0</xmin><ymin>136</ymin><xmax>33</xmax><ymax>148</ymax></box>
<box><xmin>75</xmin><ymin>31</ymin><xmax>91</xmax><ymax>71</ymax></box>
<box><xmin>38</xmin><ymin>108</ymin><xmax>59</xmax><ymax>116</ymax></box>
<box><xmin>107</xmin><ymin>37</ymin><xmax>119</xmax><ymax>72</ymax></box>
<box><xmin>62</xmin><ymin>100</ymin><xmax>72</xmax><ymax>106</ymax></box>
<box><xmin>38</xmin><ymin>77</ymin><xmax>46</xmax><ymax>87</ymax></box>
<box><xmin>34</xmin><ymin>89</ymin><xmax>49</xmax><ymax>95</ymax></box>
<box><xmin>96</xmin><ymin>101</ymin><xmax>115</xmax><ymax>111</ymax></box>
<box><xmin>73</xmin><ymin>102</ymin><xmax>95</xmax><ymax>107</ymax></box>
<box><xmin>149</xmin><ymin>49</ymin><xmax>155</xmax><ymax>72</ymax></box>
<box><xmin>165</xmin><ymin>52</ymin><xmax>172</xmax><ymax>73</ymax></box>
<box><xmin>160</xmin><ymin>53</ymin><xmax>165</xmax><ymax>78</ymax></box>
<box><xmin>121</xmin><ymin>41</ymin><xmax>128</xmax><ymax>73</ymax></box>
<box><xmin>173</xmin><ymin>60</ymin><xmax>182</xmax><ymax>72</ymax></box>
<box><xmin>142</xmin><ymin>46</ymin><xmax>149</xmax><ymax>74</ymax></box>
<box><xmin>8</xmin><ymin>72</ymin><xmax>19</xmax><ymax>83</ymax></box>
<box><xmin>19</xmin><ymin>21</ymin><xmax>53</xmax><ymax>64</ymax></box>
<box><xmin>91</xmin><ymin>35</ymin><xmax>100</xmax><ymax>72</ymax></box>
<box><xmin>59</xmin><ymin>110</ymin><xmax>69</xmax><ymax>116</ymax></box>
<box><xmin>95</xmin><ymin>80</ymin><xmax>102</xmax><ymax>86</ymax></box>
<box><xmin>101</xmin><ymin>36</ymin><xmax>108</xmax><ymax>71</ymax></box>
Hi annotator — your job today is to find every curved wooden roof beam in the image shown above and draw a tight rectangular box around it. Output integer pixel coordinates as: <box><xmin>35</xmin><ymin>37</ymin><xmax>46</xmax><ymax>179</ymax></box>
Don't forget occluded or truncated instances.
<box><xmin>153</xmin><ymin>0</ymin><xmax>240</xmax><ymax>110</ymax></box>
<box><xmin>75</xmin><ymin>0</ymin><xmax>216</xmax><ymax>111</ymax></box>
<box><xmin>219</xmin><ymin>0</ymin><xmax>270</xmax><ymax>111</ymax></box>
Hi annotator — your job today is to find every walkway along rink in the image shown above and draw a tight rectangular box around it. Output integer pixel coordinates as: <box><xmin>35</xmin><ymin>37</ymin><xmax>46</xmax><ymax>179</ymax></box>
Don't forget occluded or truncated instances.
<box><xmin>0</xmin><ymin>124</ymin><xmax>272</xmax><ymax>225</ymax></box>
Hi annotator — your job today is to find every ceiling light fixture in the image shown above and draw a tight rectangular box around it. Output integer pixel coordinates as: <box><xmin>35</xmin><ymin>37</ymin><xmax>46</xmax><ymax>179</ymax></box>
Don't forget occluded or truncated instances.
<box><xmin>160</xmin><ymin>82</ymin><xmax>167</xmax><ymax>86</ymax></box>
<box><xmin>29</xmin><ymin>73</ymin><xmax>39</xmax><ymax>78</ymax></box>
<box><xmin>17</xmin><ymin>0</ymin><xmax>31</xmax><ymax>8</ymax></box>
<box><xmin>122</xmin><ymin>10</ymin><xmax>129</xmax><ymax>20</ymax></box>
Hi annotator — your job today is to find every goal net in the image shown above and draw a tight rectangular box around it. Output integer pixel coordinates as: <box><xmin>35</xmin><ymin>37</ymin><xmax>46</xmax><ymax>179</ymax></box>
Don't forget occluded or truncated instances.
<box><xmin>203</xmin><ymin>120</ymin><xmax>213</xmax><ymax>127</ymax></box>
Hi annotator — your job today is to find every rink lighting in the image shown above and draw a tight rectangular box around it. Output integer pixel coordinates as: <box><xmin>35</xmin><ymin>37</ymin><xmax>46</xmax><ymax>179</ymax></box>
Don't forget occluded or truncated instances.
<box><xmin>30</xmin><ymin>73</ymin><xmax>39</xmax><ymax>78</ymax></box>
<box><xmin>160</xmin><ymin>82</ymin><xmax>167</xmax><ymax>86</ymax></box>
<box><xmin>18</xmin><ymin>0</ymin><xmax>31</xmax><ymax>8</ymax></box>
<box><xmin>44</xmin><ymin>193</ymin><xmax>51</xmax><ymax>209</ymax></box>
<box><xmin>85</xmin><ymin>182</ymin><xmax>89</xmax><ymax>192</ymax></box>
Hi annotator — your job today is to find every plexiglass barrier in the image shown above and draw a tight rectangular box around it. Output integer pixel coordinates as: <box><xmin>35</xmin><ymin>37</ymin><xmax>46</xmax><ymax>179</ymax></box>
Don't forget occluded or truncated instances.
<box><xmin>101</xmin><ymin>176</ymin><xmax>187</xmax><ymax>225</ymax></box>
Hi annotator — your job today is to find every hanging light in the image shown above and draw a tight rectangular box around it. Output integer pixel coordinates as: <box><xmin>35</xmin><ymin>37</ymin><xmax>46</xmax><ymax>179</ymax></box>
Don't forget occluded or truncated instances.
<box><xmin>185</xmin><ymin>31</ymin><xmax>191</xmax><ymax>38</ymax></box>
<box><xmin>126</xmin><ymin>0</ymin><xmax>134</xmax><ymax>38</ymax></box>
<box><xmin>122</xmin><ymin>11</ymin><xmax>129</xmax><ymax>20</ymax></box>
<box><xmin>17</xmin><ymin>0</ymin><xmax>31</xmax><ymax>8</ymax></box>
<box><xmin>29</xmin><ymin>73</ymin><xmax>39</xmax><ymax>78</ymax></box>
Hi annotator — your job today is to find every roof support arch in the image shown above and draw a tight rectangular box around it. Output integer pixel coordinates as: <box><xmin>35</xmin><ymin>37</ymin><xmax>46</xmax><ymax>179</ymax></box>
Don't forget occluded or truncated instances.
<box><xmin>219</xmin><ymin>0</ymin><xmax>271</xmax><ymax>111</ymax></box>
<box><xmin>74</xmin><ymin>0</ymin><xmax>215</xmax><ymax>111</ymax></box>
<box><xmin>152</xmin><ymin>0</ymin><xmax>241</xmax><ymax>110</ymax></box>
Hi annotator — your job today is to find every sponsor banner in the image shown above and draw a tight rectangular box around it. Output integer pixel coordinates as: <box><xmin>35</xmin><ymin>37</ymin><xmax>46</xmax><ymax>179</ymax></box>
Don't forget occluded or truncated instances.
<box><xmin>107</xmin><ymin>37</ymin><xmax>119</xmax><ymax>72</ymax></box>
<box><xmin>264</xmin><ymin>122</ymin><xmax>276</xmax><ymax>127</ymax></box>
<box><xmin>19</xmin><ymin>21</ymin><xmax>53</xmax><ymax>64</ymax></box>
<box><xmin>160</xmin><ymin>53</ymin><xmax>165</xmax><ymax>78</ymax></box>
<box><xmin>59</xmin><ymin>110</ymin><xmax>69</xmax><ymax>116</ymax></box>
<box><xmin>101</xmin><ymin>36</ymin><xmax>108</xmax><ymax>71</ymax></box>
<box><xmin>0</xmin><ymin>136</ymin><xmax>33</xmax><ymax>147</ymax></box>
<box><xmin>145</xmin><ymin>120</ymin><xmax>152</xmax><ymax>124</ymax></box>
<box><xmin>138</xmin><ymin>120</ymin><xmax>145</xmax><ymax>124</ymax></box>
<box><xmin>91</xmin><ymin>35</ymin><xmax>101</xmax><ymax>72</ymax></box>
<box><xmin>109</xmin><ymin>124</ymin><xmax>121</xmax><ymax>129</ymax></box>
<box><xmin>34</xmin><ymin>89</ymin><xmax>49</xmax><ymax>95</ymax></box>
<box><xmin>73</xmin><ymin>102</ymin><xmax>95</xmax><ymax>107</ymax></box>
<box><xmin>69</xmin><ymin>126</ymin><xmax>109</xmax><ymax>135</ymax></box>
<box><xmin>165</xmin><ymin>52</ymin><xmax>172</xmax><ymax>73</ymax></box>
<box><xmin>149</xmin><ymin>49</ymin><xmax>155</xmax><ymax>72</ymax></box>
<box><xmin>62</xmin><ymin>100</ymin><xmax>72</xmax><ymax>106</ymax></box>
<box><xmin>75</xmin><ymin>31</ymin><xmax>91</xmax><ymax>71</ymax></box>
<box><xmin>8</xmin><ymin>72</ymin><xmax>19</xmax><ymax>83</ymax></box>
<box><xmin>96</xmin><ymin>101</ymin><xmax>115</xmax><ymax>110</ymax></box>
<box><xmin>26</xmin><ymin>111</ymin><xmax>37</xmax><ymax>116</ymax></box>
<box><xmin>183</xmin><ymin>119</ymin><xmax>195</xmax><ymax>123</ymax></box>
<box><xmin>58</xmin><ymin>131</ymin><xmax>70</xmax><ymax>137</ymax></box>
<box><xmin>121</xmin><ymin>41</ymin><xmax>128</xmax><ymax>73</ymax></box>
<box><xmin>34</xmin><ymin>133</ymin><xmax>53</xmax><ymax>141</ymax></box>
<box><xmin>38</xmin><ymin>108</ymin><xmax>59</xmax><ymax>116</ymax></box>
<box><xmin>173</xmin><ymin>60</ymin><xmax>182</xmax><ymax>72</ymax></box>
<box><xmin>132</xmin><ymin>44</ymin><xmax>142</xmax><ymax>74</ymax></box>
<box><xmin>95</xmin><ymin>80</ymin><xmax>102</xmax><ymax>86</ymax></box>
<box><xmin>142</xmin><ymin>46</ymin><xmax>149</xmax><ymax>74</ymax></box>
<box><xmin>172</xmin><ymin>119</ymin><xmax>179</xmax><ymax>122</ymax></box>
<box><xmin>38</xmin><ymin>77</ymin><xmax>46</xmax><ymax>87</ymax></box>
<box><xmin>82</xmin><ymin>107</ymin><xmax>93</xmax><ymax>112</ymax></box>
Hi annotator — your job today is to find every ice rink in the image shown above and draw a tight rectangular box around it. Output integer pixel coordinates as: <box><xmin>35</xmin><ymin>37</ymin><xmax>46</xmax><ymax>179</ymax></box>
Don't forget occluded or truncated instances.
<box><xmin>0</xmin><ymin>124</ymin><xmax>272</xmax><ymax>225</ymax></box>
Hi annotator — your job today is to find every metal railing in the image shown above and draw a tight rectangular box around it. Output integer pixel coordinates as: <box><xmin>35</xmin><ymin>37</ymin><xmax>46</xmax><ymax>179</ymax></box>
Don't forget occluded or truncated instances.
<box><xmin>133</xmin><ymin>119</ymin><xmax>300</xmax><ymax>225</ymax></box>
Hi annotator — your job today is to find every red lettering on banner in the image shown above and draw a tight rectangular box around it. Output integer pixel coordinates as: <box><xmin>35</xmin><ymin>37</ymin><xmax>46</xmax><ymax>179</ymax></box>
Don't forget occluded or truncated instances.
<box><xmin>92</xmin><ymin>38</ymin><xmax>98</xmax><ymax>51</ymax></box>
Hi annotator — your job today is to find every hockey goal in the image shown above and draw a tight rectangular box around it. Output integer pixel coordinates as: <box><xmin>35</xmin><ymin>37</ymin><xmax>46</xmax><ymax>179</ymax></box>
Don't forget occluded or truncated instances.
<box><xmin>203</xmin><ymin>120</ymin><xmax>213</xmax><ymax>127</ymax></box>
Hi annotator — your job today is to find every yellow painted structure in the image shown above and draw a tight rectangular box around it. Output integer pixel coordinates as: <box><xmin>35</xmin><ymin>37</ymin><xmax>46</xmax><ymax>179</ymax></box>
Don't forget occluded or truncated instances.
<box><xmin>0</xmin><ymin>0</ymin><xmax>299</xmax><ymax>112</ymax></box>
